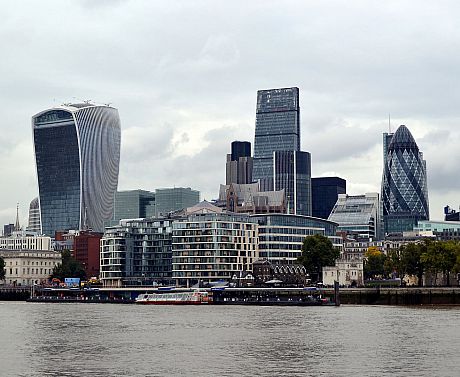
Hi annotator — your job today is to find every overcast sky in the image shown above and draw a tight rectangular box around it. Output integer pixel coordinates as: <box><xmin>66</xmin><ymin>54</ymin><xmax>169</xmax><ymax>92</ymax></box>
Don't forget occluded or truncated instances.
<box><xmin>1</xmin><ymin>0</ymin><xmax>459</xmax><ymax>227</ymax></box>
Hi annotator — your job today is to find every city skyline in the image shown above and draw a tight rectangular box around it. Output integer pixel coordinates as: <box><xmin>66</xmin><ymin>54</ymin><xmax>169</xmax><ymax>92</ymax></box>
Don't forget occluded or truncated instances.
<box><xmin>0</xmin><ymin>1</ymin><xmax>459</xmax><ymax>226</ymax></box>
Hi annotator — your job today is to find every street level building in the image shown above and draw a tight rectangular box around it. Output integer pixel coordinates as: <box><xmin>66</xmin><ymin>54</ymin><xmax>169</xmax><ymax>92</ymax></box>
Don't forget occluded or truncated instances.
<box><xmin>155</xmin><ymin>187</ymin><xmax>200</xmax><ymax>217</ymax></box>
<box><xmin>32</xmin><ymin>103</ymin><xmax>121</xmax><ymax>236</ymax></box>
<box><xmin>328</xmin><ymin>193</ymin><xmax>381</xmax><ymax>241</ymax></box>
<box><xmin>172</xmin><ymin>201</ymin><xmax>258</xmax><ymax>287</ymax></box>
<box><xmin>0</xmin><ymin>249</ymin><xmax>61</xmax><ymax>286</ymax></box>
<box><xmin>311</xmin><ymin>177</ymin><xmax>346</xmax><ymax>219</ymax></box>
<box><xmin>253</xmin><ymin>87</ymin><xmax>300</xmax><ymax>191</ymax></box>
<box><xmin>381</xmin><ymin>125</ymin><xmax>429</xmax><ymax>234</ymax></box>
<box><xmin>251</xmin><ymin>214</ymin><xmax>339</xmax><ymax>265</ymax></box>
<box><xmin>100</xmin><ymin>218</ymin><xmax>175</xmax><ymax>287</ymax></box>
<box><xmin>0</xmin><ymin>231</ymin><xmax>52</xmax><ymax>251</ymax></box>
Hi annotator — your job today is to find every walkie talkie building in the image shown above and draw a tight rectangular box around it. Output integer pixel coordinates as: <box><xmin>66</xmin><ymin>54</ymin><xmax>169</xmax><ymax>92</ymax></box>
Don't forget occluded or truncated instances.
<box><xmin>381</xmin><ymin>125</ymin><xmax>429</xmax><ymax>234</ymax></box>
<box><xmin>32</xmin><ymin>103</ymin><xmax>121</xmax><ymax>236</ymax></box>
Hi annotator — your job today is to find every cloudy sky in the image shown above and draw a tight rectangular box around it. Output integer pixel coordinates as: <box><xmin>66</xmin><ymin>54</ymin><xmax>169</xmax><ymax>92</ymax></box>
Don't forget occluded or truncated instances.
<box><xmin>0</xmin><ymin>0</ymin><xmax>459</xmax><ymax>227</ymax></box>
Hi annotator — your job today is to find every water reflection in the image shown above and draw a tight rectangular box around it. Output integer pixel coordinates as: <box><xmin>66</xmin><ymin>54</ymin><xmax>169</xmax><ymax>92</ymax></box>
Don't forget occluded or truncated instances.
<box><xmin>0</xmin><ymin>303</ymin><xmax>458</xmax><ymax>377</ymax></box>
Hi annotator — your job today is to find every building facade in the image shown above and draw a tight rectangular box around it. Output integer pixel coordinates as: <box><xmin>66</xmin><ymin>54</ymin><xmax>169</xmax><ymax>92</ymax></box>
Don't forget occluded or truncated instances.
<box><xmin>381</xmin><ymin>125</ymin><xmax>429</xmax><ymax>234</ymax></box>
<box><xmin>218</xmin><ymin>183</ymin><xmax>286</xmax><ymax>214</ymax></box>
<box><xmin>226</xmin><ymin>141</ymin><xmax>253</xmax><ymax>185</ymax></box>
<box><xmin>106</xmin><ymin>189</ymin><xmax>155</xmax><ymax>227</ymax></box>
<box><xmin>274</xmin><ymin>150</ymin><xmax>311</xmax><ymax>216</ymax></box>
<box><xmin>0</xmin><ymin>249</ymin><xmax>61</xmax><ymax>286</ymax></box>
<box><xmin>100</xmin><ymin>218</ymin><xmax>175</xmax><ymax>287</ymax></box>
<box><xmin>311</xmin><ymin>177</ymin><xmax>346</xmax><ymax>219</ymax></box>
<box><xmin>253</xmin><ymin>87</ymin><xmax>300</xmax><ymax>191</ymax></box>
<box><xmin>32</xmin><ymin>103</ymin><xmax>121</xmax><ymax>236</ymax></box>
<box><xmin>251</xmin><ymin>214</ymin><xmax>339</xmax><ymax>265</ymax></box>
<box><xmin>328</xmin><ymin>193</ymin><xmax>381</xmax><ymax>241</ymax></box>
<box><xmin>0</xmin><ymin>231</ymin><xmax>52</xmax><ymax>251</ymax></box>
<box><xmin>155</xmin><ymin>187</ymin><xmax>200</xmax><ymax>217</ymax></box>
<box><xmin>27</xmin><ymin>197</ymin><xmax>41</xmax><ymax>233</ymax></box>
<box><xmin>172</xmin><ymin>202</ymin><xmax>258</xmax><ymax>287</ymax></box>
<box><xmin>73</xmin><ymin>231</ymin><xmax>103</xmax><ymax>278</ymax></box>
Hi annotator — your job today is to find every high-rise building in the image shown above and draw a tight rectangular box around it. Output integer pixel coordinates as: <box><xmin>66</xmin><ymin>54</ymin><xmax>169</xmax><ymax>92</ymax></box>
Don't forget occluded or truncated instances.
<box><xmin>3</xmin><ymin>224</ymin><xmax>14</xmax><ymax>237</ymax></box>
<box><xmin>381</xmin><ymin>125</ymin><xmax>429</xmax><ymax>234</ymax></box>
<box><xmin>106</xmin><ymin>190</ymin><xmax>155</xmax><ymax>227</ymax></box>
<box><xmin>274</xmin><ymin>150</ymin><xmax>311</xmax><ymax>215</ymax></box>
<box><xmin>32</xmin><ymin>103</ymin><xmax>121</xmax><ymax>236</ymax></box>
<box><xmin>226</xmin><ymin>141</ymin><xmax>253</xmax><ymax>185</ymax></box>
<box><xmin>311</xmin><ymin>177</ymin><xmax>346</xmax><ymax>219</ymax></box>
<box><xmin>328</xmin><ymin>193</ymin><xmax>380</xmax><ymax>241</ymax></box>
<box><xmin>27</xmin><ymin>197</ymin><xmax>41</xmax><ymax>233</ymax></box>
<box><xmin>155</xmin><ymin>187</ymin><xmax>200</xmax><ymax>217</ymax></box>
<box><xmin>253</xmin><ymin>87</ymin><xmax>300</xmax><ymax>191</ymax></box>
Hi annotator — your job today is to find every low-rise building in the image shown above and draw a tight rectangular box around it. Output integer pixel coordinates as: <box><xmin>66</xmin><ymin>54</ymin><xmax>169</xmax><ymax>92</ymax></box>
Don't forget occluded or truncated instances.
<box><xmin>0</xmin><ymin>230</ymin><xmax>52</xmax><ymax>251</ymax></box>
<box><xmin>0</xmin><ymin>249</ymin><xmax>61</xmax><ymax>286</ymax></box>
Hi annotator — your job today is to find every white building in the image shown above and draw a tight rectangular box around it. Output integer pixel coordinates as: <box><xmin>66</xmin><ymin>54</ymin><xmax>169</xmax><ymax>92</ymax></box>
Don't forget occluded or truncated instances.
<box><xmin>323</xmin><ymin>257</ymin><xmax>364</xmax><ymax>287</ymax></box>
<box><xmin>0</xmin><ymin>249</ymin><xmax>61</xmax><ymax>286</ymax></box>
<box><xmin>172</xmin><ymin>201</ymin><xmax>259</xmax><ymax>287</ymax></box>
<box><xmin>0</xmin><ymin>231</ymin><xmax>52</xmax><ymax>251</ymax></box>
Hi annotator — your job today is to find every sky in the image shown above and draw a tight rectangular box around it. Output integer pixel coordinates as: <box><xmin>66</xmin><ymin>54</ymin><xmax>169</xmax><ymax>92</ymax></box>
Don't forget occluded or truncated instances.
<box><xmin>0</xmin><ymin>0</ymin><xmax>459</xmax><ymax>227</ymax></box>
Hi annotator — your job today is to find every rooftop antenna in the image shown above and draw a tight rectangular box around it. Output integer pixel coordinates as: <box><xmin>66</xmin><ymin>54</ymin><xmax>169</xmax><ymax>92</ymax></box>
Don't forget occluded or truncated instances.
<box><xmin>388</xmin><ymin>113</ymin><xmax>392</xmax><ymax>133</ymax></box>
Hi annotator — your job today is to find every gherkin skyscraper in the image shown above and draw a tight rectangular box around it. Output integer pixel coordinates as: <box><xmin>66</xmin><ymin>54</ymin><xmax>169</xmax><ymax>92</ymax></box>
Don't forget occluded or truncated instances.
<box><xmin>381</xmin><ymin>125</ymin><xmax>429</xmax><ymax>234</ymax></box>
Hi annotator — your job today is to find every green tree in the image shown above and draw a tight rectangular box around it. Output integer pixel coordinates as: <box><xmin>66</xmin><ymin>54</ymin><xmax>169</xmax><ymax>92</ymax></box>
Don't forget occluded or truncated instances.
<box><xmin>364</xmin><ymin>247</ymin><xmax>386</xmax><ymax>280</ymax></box>
<box><xmin>399</xmin><ymin>241</ymin><xmax>426</xmax><ymax>287</ymax></box>
<box><xmin>384</xmin><ymin>249</ymin><xmax>401</xmax><ymax>278</ymax></box>
<box><xmin>51</xmin><ymin>250</ymin><xmax>86</xmax><ymax>281</ymax></box>
<box><xmin>297</xmin><ymin>234</ymin><xmax>340</xmax><ymax>283</ymax></box>
<box><xmin>0</xmin><ymin>256</ymin><xmax>5</xmax><ymax>281</ymax></box>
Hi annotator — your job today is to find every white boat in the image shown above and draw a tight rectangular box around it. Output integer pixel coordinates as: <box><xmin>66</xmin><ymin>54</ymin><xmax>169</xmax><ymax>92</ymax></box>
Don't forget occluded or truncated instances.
<box><xmin>135</xmin><ymin>290</ymin><xmax>210</xmax><ymax>305</ymax></box>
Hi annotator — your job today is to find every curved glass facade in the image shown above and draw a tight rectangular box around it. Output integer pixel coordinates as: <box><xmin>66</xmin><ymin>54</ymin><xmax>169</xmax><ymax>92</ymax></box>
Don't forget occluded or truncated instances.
<box><xmin>381</xmin><ymin>125</ymin><xmax>429</xmax><ymax>233</ymax></box>
<box><xmin>33</xmin><ymin>104</ymin><xmax>121</xmax><ymax>236</ymax></box>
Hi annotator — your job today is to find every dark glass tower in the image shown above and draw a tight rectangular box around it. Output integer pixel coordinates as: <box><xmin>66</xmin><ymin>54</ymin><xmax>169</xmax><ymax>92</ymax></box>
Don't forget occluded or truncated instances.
<box><xmin>381</xmin><ymin>125</ymin><xmax>429</xmax><ymax>233</ymax></box>
<box><xmin>226</xmin><ymin>141</ymin><xmax>253</xmax><ymax>185</ymax></box>
<box><xmin>274</xmin><ymin>151</ymin><xmax>311</xmax><ymax>215</ymax></box>
<box><xmin>33</xmin><ymin>104</ymin><xmax>121</xmax><ymax>236</ymax></box>
<box><xmin>253</xmin><ymin>87</ymin><xmax>300</xmax><ymax>191</ymax></box>
<box><xmin>311</xmin><ymin>177</ymin><xmax>346</xmax><ymax>219</ymax></box>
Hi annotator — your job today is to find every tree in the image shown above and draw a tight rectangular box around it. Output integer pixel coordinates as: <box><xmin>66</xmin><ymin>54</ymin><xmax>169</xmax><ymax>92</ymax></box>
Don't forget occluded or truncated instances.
<box><xmin>364</xmin><ymin>247</ymin><xmax>386</xmax><ymax>280</ymax></box>
<box><xmin>384</xmin><ymin>249</ymin><xmax>401</xmax><ymax>278</ymax></box>
<box><xmin>51</xmin><ymin>250</ymin><xmax>86</xmax><ymax>281</ymax></box>
<box><xmin>0</xmin><ymin>256</ymin><xmax>5</xmax><ymax>281</ymax></box>
<box><xmin>297</xmin><ymin>234</ymin><xmax>340</xmax><ymax>283</ymax></box>
<box><xmin>399</xmin><ymin>241</ymin><xmax>426</xmax><ymax>287</ymax></box>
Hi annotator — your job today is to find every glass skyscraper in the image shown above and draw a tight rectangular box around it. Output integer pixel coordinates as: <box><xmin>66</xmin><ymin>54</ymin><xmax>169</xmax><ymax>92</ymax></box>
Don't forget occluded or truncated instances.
<box><xmin>274</xmin><ymin>150</ymin><xmax>311</xmax><ymax>215</ymax></box>
<box><xmin>32</xmin><ymin>103</ymin><xmax>121</xmax><ymax>236</ymax></box>
<box><xmin>253</xmin><ymin>87</ymin><xmax>300</xmax><ymax>191</ymax></box>
<box><xmin>155</xmin><ymin>187</ymin><xmax>200</xmax><ymax>217</ymax></box>
<box><xmin>381</xmin><ymin>125</ymin><xmax>429</xmax><ymax>234</ymax></box>
<box><xmin>311</xmin><ymin>177</ymin><xmax>346</xmax><ymax>219</ymax></box>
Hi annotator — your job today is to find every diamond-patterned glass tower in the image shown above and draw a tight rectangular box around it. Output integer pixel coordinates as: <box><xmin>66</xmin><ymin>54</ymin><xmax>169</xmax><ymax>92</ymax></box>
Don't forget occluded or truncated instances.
<box><xmin>381</xmin><ymin>125</ymin><xmax>429</xmax><ymax>233</ymax></box>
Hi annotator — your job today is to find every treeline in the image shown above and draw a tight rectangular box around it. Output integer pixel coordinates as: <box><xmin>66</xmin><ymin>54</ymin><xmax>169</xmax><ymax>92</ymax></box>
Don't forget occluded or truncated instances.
<box><xmin>365</xmin><ymin>239</ymin><xmax>460</xmax><ymax>286</ymax></box>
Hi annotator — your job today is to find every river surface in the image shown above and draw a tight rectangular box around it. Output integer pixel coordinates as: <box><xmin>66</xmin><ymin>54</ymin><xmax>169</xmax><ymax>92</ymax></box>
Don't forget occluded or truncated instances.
<box><xmin>0</xmin><ymin>302</ymin><xmax>459</xmax><ymax>377</ymax></box>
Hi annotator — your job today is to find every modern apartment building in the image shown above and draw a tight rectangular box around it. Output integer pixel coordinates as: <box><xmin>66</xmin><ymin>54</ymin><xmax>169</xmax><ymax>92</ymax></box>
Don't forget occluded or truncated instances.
<box><xmin>172</xmin><ymin>202</ymin><xmax>258</xmax><ymax>287</ymax></box>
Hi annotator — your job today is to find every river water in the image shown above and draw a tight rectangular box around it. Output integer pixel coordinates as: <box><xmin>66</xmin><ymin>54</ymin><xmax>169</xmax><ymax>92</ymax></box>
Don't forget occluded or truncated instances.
<box><xmin>0</xmin><ymin>302</ymin><xmax>458</xmax><ymax>377</ymax></box>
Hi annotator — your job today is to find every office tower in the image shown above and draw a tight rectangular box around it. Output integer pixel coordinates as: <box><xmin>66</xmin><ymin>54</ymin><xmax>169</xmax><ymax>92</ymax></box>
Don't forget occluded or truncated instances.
<box><xmin>32</xmin><ymin>103</ymin><xmax>121</xmax><ymax>236</ymax></box>
<box><xmin>274</xmin><ymin>151</ymin><xmax>311</xmax><ymax>215</ymax></box>
<box><xmin>27</xmin><ymin>197</ymin><xmax>41</xmax><ymax>233</ymax></box>
<box><xmin>106</xmin><ymin>190</ymin><xmax>155</xmax><ymax>227</ymax></box>
<box><xmin>226</xmin><ymin>141</ymin><xmax>253</xmax><ymax>185</ymax></box>
<box><xmin>328</xmin><ymin>193</ymin><xmax>380</xmax><ymax>241</ymax></box>
<box><xmin>311</xmin><ymin>177</ymin><xmax>347</xmax><ymax>219</ymax></box>
<box><xmin>3</xmin><ymin>224</ymin><xmax>14</xmax><ymax>237</ymax></box>
<box><xmin>253</xmin><ymin>87</ymin><xmax>300</xmax><ymax>191</ymax></box>
<box><xmin>155</xmin><ymin>187</ymin><xmax>200</xmax><ymax>217</ymax></box>
<box><xmin>381</xmin><ymin>125</ymin><xmax>429</xmax><ymax>234</ymax></box>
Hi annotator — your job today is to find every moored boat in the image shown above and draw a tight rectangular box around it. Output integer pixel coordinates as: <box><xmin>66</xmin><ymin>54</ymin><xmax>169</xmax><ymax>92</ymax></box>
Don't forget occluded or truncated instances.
<box><xmin>135</xmin><ymin>290</ymin><xmax>210</xmax><ymax>305</ymax></box>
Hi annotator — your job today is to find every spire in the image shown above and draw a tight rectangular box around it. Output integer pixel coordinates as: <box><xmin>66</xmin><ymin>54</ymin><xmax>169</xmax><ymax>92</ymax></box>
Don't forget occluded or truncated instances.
<box><xmin>15</xmin><ymin>203</ymin><xmax>20</xmax><ymax>231</ymax></box>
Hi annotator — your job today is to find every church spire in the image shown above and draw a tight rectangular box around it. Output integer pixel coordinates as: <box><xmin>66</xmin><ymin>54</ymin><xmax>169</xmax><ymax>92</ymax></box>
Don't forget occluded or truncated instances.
<box><xmin>15</xmin><ymin>203</ymin><xmax>20</xmax><ymax>231</ymax></box>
